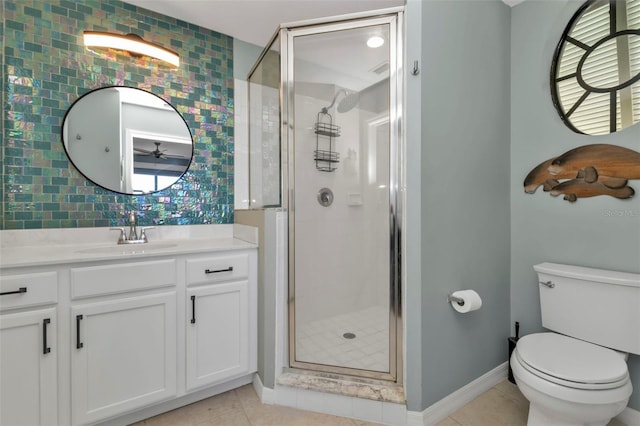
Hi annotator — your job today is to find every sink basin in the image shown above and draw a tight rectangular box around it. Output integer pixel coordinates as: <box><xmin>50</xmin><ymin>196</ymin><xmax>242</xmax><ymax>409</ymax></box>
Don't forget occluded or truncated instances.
<box><xmin>77</xmin><ymin>243</ymin><xmax>178</xmax><ymax>255</ymax></box>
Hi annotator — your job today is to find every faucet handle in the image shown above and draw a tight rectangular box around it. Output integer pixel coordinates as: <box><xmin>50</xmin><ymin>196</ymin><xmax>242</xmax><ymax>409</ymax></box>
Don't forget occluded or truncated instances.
<box><xmin>140</xmin><ymin>227</ymin><xmax>155</xmax><ymax>243</ymax></box>
<box><xmin>110</xmin><ymin>227</ymin><xmax>127</xmax><ymax>244</ymax></box>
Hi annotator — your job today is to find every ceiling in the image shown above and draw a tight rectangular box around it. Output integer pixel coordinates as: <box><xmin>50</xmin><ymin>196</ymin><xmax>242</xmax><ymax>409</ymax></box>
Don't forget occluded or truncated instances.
<box><xmin>125</xmin><ymin>0</ymin><xmax>405</xmax><ymax>46</ymax></box>
<box><xmin>123</xmin><ymin>0</ymin><xmax>524</xmax><ymax>91</ymax></box>
<box><xmin>124</xmin><ymin>1</ymin><xmax>526</xmax><ymax>47</ymax></box>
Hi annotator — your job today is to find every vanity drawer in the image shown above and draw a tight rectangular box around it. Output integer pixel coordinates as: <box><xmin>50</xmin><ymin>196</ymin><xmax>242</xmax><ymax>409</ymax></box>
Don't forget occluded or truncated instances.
<box><xmin>71</xmin><ymin>259</ymin><xmax>177</xmax><ymax>299</ymax></box>
<box><xmin>0</xmin><ymin>272</ymin><xmax>58</xmax><ymax>311</ymax></box>
<box><xmin>186</xmin><ymin>252</ymin><xmax>249</xmax><ymax>286</ymax></box>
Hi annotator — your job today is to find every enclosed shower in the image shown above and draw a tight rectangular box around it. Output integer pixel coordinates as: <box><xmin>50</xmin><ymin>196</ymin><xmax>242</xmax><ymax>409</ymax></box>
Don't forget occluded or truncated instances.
<box><xmin>248</xmin><ymin>9</ymin><xmax>403</xmax><ymax>382</ymax></box>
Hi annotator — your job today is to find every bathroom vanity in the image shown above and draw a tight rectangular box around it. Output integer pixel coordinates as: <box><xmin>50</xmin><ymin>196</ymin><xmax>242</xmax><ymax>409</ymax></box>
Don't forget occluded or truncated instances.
<box><xmin>0</xmin><ymin>226</ymin><xmax>257</xmax><ymax>426</ymax></box>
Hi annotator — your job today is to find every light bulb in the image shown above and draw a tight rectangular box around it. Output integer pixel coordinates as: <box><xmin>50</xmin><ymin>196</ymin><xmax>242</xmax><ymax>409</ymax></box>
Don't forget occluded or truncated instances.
<box><xmin>366</xmin><ymin>36</ymin><xmax>384</xmax><ymax>49</ymax></box>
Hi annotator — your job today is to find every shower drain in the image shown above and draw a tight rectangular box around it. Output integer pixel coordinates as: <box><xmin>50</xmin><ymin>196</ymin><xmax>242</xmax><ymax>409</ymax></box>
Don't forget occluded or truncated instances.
<box><xmin>342</xmin><ymin>332</ymin><xmax>356</xmax><ymax>339</ymax></box>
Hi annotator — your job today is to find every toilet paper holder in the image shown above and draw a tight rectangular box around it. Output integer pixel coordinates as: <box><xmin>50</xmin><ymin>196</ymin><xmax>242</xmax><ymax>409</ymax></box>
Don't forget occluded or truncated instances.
<box><xmin>447</xmin><ymin>294</ymin><xmax>465</xmax><ymax>306</ymax></box>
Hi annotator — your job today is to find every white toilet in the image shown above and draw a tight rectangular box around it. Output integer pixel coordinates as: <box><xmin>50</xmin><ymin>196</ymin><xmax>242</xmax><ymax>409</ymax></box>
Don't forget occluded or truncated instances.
<box><xmin>511</xmin><ymin>262</ymin><xmax>639</xmax><ymax>426</ymax></box>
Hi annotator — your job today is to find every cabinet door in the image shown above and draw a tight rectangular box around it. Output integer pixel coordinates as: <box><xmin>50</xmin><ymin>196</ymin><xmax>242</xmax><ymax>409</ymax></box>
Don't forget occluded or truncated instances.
<box><xmin>0</xmin><ymin>308</ymin><xmax>57</xmax><ymax>426</ymax></box>
<box><xmin>186</xmin><ymin>281</ymin><xmax>249</xmax><ymax>391</ymax></box>
<box><xmin>71</xmin><ymin>292</ymin><xmax>176</xmax><ymax>426</ymax></box>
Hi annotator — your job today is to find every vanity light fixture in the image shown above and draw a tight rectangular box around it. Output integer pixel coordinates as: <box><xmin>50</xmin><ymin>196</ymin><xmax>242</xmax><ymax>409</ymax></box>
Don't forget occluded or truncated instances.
<box><xmin>366</xmin><ymin>35</ymin><xmax>385</xmax><ymax>49</ymax></box>
<box><xmin>83</xmin><ymin>31</ymin><xmax>180</xmax><ymax>68</ymax></box>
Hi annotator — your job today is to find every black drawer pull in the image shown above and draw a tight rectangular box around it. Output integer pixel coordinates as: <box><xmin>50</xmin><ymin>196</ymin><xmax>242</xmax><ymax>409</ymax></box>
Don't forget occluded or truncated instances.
<box><xmin>0</xmin><ymin>287</ymin><xmax>27</xmax><ymax>296</ymax></box>
<box><xmin>43</xmin><ymin>318</ymin><xmax>51</xmax><ymax>355</ymax></box>
<box><xmin>76</xmin><ymin>315</ymin><xmax>84</xmax><ymax>349</ymax></box>
<box><xmin>191</xmin><ymin>295</ymin><xmax>196</xmax><ymax>324</ymax></box>
<box><xmin>204</xmin><ymin>266</ymin><xmax>233</xmax><ymax>274</ymax></box>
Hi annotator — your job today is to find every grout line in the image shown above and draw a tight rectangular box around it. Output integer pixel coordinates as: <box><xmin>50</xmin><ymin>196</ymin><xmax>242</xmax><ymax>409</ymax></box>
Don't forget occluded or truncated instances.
<box><xmin>443</xmin><ymin>416</ymin><xmax>464</xmax><ymax>426</ymax></box>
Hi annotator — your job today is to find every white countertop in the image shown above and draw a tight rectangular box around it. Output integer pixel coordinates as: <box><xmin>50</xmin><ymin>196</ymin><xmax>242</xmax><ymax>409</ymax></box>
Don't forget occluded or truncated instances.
<box><xmin>0</xmin><ymin>224</ymin><xmax>258</xmax><ymax>269</ymax></box>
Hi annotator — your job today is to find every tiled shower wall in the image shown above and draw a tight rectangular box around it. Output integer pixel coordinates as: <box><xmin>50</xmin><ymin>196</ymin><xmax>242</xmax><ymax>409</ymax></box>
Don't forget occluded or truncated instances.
<box><xmin>1</xmin><ymin>0</ymin><xmax>234</xmax><ymax>229</ymax></box>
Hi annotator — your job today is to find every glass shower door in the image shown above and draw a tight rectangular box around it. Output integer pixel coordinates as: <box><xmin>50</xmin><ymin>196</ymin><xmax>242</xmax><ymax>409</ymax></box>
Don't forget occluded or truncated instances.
<box><xmin>288</xmin><ymin>16</ymin><xmax>400</xmax><ymax>381</ymax></box>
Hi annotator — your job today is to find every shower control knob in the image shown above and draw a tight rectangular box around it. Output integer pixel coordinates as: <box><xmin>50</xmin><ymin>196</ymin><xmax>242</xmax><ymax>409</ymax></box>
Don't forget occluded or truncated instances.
<box><xmin>317</xmin><ymin>188</ymin><xmax>334</xmax><ymax>207</ymax></box>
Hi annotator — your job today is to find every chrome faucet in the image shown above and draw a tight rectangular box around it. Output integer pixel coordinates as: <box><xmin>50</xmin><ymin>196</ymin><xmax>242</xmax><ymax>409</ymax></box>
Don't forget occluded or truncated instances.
<box><xmin>110</xmin><ymin>211</ymin><xmax>154</xmax><ymax>244</ymax></box>
<box><xmin>128</xmin><ymin>211</ymin><xmax>138</xmax><ymax>241</ymax></box>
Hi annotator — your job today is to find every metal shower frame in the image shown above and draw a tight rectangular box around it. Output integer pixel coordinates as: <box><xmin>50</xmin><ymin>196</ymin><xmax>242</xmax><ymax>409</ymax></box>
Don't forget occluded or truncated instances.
<box><xmin>248</xmin><ymin>7</ymin><xmax>404</xmax><ymax>384</ymax></box>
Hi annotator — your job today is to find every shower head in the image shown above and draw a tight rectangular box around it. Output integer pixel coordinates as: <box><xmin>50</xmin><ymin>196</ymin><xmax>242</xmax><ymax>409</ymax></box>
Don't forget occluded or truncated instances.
<box><xmin>336</xmin><ymin>92</ymin><xmax>360</xmax><ymax>113</ymax></box>
<box><xmin>321</xmin><ymin>89</ymin><xmax>359</xmax><ymax>114</ymax></box>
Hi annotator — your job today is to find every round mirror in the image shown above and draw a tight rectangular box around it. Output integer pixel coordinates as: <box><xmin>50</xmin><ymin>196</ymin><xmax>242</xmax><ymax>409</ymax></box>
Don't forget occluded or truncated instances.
<box><xmin>62</xmin><ymin>86</ymin><xmax>193</xmax><ymax>195</ymax></box>
<box><xmin>551</xmin><ymin>0</ymin><xmax>640</xmax><ymax>135</ymax></box>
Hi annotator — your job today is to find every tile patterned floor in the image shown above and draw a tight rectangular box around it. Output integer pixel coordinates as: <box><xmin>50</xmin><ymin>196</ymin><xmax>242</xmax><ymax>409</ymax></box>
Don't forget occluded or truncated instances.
<box><xmin>132</xmin><ymin>380</ymin><xmax>628</xmax><ymax>426</ymax></box>
<box><xmin>296</xmin><ymin>306</ymin><xmax>389</xmax><ymax>372</ymax></box>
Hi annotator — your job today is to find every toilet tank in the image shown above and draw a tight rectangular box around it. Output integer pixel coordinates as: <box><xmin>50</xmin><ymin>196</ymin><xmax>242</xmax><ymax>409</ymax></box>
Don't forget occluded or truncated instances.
<box><xmin>534</xmin><ymin>262</ymin><xmax>640</xmax><ymax>355</ymax></box>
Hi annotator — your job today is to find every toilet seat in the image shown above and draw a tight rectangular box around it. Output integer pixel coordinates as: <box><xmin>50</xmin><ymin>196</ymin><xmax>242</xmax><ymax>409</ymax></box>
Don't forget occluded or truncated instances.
<box><xmin>515</xmin><ymin>333</ymin><xmax>629</xmax><ymax>391</ymax></box>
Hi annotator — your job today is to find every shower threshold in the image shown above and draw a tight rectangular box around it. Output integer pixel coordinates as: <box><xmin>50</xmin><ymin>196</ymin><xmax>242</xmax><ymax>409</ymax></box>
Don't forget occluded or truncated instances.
<box><xmin>277</xmin><ymin>368</ymin><xmax>405</xmax><ymax>404</ymax></box>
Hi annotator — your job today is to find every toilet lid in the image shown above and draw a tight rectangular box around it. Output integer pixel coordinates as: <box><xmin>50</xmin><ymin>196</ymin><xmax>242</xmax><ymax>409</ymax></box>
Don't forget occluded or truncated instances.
<box><xmin>516</xmin><ymin>333</ymin><xmax>628</xmax><ymax>388</ymax></box>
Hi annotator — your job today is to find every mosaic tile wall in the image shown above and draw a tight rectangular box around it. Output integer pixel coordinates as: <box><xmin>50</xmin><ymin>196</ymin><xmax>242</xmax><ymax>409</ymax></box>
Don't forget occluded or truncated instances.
<box><xmin>2</xmin><ymin>0</ymin><xmax>234</xmax><ymax>229</ymax></box>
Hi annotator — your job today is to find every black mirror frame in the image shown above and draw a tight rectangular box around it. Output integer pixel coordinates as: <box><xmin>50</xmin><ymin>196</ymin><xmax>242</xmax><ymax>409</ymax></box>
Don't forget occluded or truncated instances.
<box><xmin>61</xmin><ymin>85</ymin><xmax>194</xmax><ymax>195</ymax></box>
<box><xmin>550</xmin><ymin>0</ymin><xmax>640</xmax><ymax>135</ymax></box>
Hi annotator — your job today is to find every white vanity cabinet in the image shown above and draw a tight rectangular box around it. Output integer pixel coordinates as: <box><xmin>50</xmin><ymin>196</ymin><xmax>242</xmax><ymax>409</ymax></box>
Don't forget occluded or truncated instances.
<box><xmin>0</xmin><ymin>271</ymin><xmax>59</xmax><ymax>426</ymax></box>
<box><xmin>0</xmin><ymin>236</ymin><xmax>257</xmax><ymax>426</ymax></box>
<box><xmin>69</xmin><ymin>259</ymin><xmax>178</xmax><ymax>426</ymax></box>
<box><xmin>185</xmin><ymin>253</ymin><xmax>254</xmax><ymax>391</ymax></box>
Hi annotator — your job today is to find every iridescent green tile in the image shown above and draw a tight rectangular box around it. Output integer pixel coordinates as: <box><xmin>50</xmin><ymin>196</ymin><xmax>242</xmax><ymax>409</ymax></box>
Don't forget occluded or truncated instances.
<box><xmin>3</xmin><ymin>0</ymin><xmax>234</xmax><ymax>229</ymax></box>
<box><xmin>51</xmin><ymin>5</ymin><xmax>67</xmax><ymax>16</ymax></box>
<box><xmin>51</xmin><ymin>74</ymin><xmax>67</xmax><ymax>84</ymax></box>
<box><xmin>68</xmin><ymin>10</ymin><xmax>84</xmax><ymax>20</ymax></box>
<box><xmin>51</xmin><ymin>211</ymin><xmax>69</xmax><ymax>220</ymax></box>
<box><xmin>6</xmin><ymin>19</ymin><xmax>24</xmax><ymax>31</ymax></box>
<box><xmin>15</xmin><ymin>211</ymin><xmax>34</xmax><ymax>220</ymax></box>
<box><xmin>76</xmin><ymin>3</ymin><xmax>92</xmax><ymax>14</ymax></box>
<box><xmin>23</xmin><ymin>5</ymin><xmax>42</xmax><ymax>17</ymax></box>
<box><xmin>119</xmin><ymin>1</ymin><xmax>136</xmax><ymax>12</ymax></box>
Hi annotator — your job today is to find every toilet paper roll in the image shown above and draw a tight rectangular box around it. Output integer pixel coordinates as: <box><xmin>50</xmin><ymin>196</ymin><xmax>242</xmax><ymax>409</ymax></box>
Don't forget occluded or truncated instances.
<box><xmin>450</xmin><ymin>290</ymin><xmax>482</xmax><ymax>313</ymax></box>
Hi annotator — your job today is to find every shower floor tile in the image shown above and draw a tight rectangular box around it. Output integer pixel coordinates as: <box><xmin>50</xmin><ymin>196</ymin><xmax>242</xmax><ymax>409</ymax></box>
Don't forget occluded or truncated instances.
<box><xmin>295</xmin><ymin>306</ymin><xmax>389</xmax><ymax>372</ymax></box>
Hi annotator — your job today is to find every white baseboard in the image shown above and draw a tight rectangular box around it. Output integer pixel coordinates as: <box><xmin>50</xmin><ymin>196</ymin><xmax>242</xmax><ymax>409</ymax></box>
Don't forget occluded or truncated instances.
<box><xmin>616</xmin><ymin>406</ymin><xmax>640</xmax><ymax>426</ymax></box>
<box><xmin>409</xmin><ymin>362</ymin><xmax>508</xmax><ymax>426</ymax></box>
<box><xmin>254</xmin><ymin>363</ymin><xmax>637</xmax><ymax>426</ymax></box>
<box><xmin>406</xmin><ymin>410</ymin><xmax>426</xmax><ymax>426</ymax></box>
<box><xmin>404</xmin><ymin>362</ymin><xmax>638</xmax><ymax>426</ymax></box>
<box><xmin>253</xmin><ymin>373</ymin><xmax>276</xmax><ymax>405</ymax></box>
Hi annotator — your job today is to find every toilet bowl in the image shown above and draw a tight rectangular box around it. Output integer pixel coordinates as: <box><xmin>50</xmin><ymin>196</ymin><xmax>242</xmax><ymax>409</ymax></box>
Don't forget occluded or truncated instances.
<box><xmin>514</xmin><ymin>263</ymin><xmax>640</xmax><ymax>426</ymax></box>
<box><xmin>511</xmin><ymin>333</ymin><xmax>632</xmax><ymax>426</ymax></box>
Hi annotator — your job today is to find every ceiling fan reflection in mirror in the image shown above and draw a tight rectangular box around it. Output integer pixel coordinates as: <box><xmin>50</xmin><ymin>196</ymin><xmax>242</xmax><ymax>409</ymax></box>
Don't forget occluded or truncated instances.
<box><xmin>134</xmin><ymin>141</ymin><xmax>187</xmax><ymax>160</ymax></box>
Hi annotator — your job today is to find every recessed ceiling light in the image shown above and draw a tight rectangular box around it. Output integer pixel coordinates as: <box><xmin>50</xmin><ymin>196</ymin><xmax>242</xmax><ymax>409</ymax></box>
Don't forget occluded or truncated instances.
<box><xmin>366</xmin><ymin>36</ymin><xmax>384</xmax><ymax>49</ymax></box>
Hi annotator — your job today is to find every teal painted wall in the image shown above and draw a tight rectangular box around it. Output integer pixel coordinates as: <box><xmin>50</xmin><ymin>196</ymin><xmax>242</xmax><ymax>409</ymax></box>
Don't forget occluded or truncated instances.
<box><xmin>2</xmin><ymin>0</ymin><xmax>234</xmax><ymax>229</ymax></box>
<box><xmin>404</xmin><ymin>0</ymin><xmax>423</xmax><ymax>411</ymax></box>
<box><xmin>417</xmin><ymin>0</ymin><xmax>512</xmax><ymax>409</ymax></box>
<box><xmin>233</xmin><ymin>38</ymin><xmax>263</xmax><ymax>81</ymax></box>
<box><xmin>511</xmin><ymin>0</ymin><xmax>640</xmax><ymax>410</ymax></box>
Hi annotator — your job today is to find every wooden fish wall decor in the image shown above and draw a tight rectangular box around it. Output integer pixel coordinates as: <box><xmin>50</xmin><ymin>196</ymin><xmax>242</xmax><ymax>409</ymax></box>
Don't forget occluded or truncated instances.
<box><xmin>524</xmin><ymin>144</ymin><xmax>640</xmax><ymax>202</ymax></box>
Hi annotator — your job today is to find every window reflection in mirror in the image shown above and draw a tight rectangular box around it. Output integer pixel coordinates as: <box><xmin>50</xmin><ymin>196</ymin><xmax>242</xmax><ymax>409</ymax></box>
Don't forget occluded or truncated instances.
<box><xmin>62</xmin><ymin>86</ymin><xmax>193</xmax><ymax>195</ymax></box>
<box><xmin>551</xmin><ymin>0</ymin><xmax>640</xmax><ymax>135</ymax></box>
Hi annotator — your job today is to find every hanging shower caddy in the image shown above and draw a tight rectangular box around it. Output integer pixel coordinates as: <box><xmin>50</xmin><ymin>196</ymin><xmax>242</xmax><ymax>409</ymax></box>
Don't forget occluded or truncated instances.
<box><xmin>314</xmin><ymin>111</ymin><xmax>340</xmax><ymax>172</ymax></box>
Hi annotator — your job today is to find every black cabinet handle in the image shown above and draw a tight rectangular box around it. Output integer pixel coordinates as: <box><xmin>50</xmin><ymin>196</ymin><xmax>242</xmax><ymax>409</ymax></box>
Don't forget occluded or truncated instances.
<box><xmin>43</xmin><ymin>318</ymin><xmax>51</xmax><ymax>355</ymax></box>
<box><xmin>190</xmin><ymin>295</ymin><xmax>196</xmax><ymax>324</ymax></box>
<box><xmin>76</xmin><ymin>315</ymin><xmax>84</xmax><ymax>349</ymax></box>
<box><xmin>204</xmin><ymin>266</ymin><xmax>233</xmax><ymax>274</ymax></box>
<box><xmin>0</xmin><ymin>287</ymin><xmax>27</xmax><ymax>296</ymax></box>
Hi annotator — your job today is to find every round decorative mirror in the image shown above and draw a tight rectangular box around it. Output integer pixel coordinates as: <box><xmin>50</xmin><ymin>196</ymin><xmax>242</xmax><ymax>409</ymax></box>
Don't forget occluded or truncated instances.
<box><xmin>551</xmin><ymin>0</ymin><xmax>640</xmax><ymax>135</ymax></box>
<box><xmin>62</xmin><ymin>86</ymin><xmax>193</xmax><ymax>195</ymax></box>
